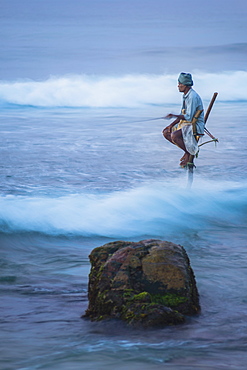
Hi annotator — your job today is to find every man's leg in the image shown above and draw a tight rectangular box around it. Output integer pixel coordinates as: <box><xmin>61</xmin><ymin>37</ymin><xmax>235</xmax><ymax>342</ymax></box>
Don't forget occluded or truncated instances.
<box><xmin>162</xmin><ymin>127</ymin><xmax>173</xmax><ymax>143</ymax></box>
<box><xmin>171</xmin><ymin>129</ymin><xmax>190</xmax><ymax>166</ymax></box>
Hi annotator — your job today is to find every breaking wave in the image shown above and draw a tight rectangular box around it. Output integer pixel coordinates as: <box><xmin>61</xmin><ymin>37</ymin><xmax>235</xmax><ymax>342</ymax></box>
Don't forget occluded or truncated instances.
<box><xmin>0</xmin><ymin>180</ymin><xmax>246</xmax><ymax>238</ymax></box>
<box><xmin>0</xmin><ymin>71</ymin><xmax>247</xmax><ymax>108</ymax></box>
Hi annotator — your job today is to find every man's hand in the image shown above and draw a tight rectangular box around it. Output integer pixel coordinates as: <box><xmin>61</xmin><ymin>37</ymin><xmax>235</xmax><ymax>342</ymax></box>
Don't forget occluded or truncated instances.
<box><xmin>164</xmin><ymin>113</ymin><xmax>185</xmax><ymax>121</ymax></box>
<box><xmin>164</xmin><ymin>113</ymin><xmax>175</xmax><ymax>120</ymax></box>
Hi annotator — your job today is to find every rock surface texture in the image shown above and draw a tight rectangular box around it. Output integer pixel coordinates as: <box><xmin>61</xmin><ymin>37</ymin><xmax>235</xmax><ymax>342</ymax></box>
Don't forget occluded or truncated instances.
<box><xmin>84</xmin><ymin>239</ymin><xmax>200</xmax><ymax>327</ymax></box>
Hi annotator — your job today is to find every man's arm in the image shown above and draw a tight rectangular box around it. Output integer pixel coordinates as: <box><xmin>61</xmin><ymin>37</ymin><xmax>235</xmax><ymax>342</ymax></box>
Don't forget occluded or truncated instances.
<box><xmin>163</xmin><ymin>113</ymin><xmax>185</xmax><ymax>133</ymax></box>
<box><xmin>165</xmin><ymin>113</ymin><xmax>185</xmax><ymax>120</ymax></box>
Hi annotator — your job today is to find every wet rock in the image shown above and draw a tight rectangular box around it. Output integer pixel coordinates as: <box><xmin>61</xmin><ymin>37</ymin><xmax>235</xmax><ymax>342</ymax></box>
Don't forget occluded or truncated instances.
<box><xmin>84</xmin><ymin>239</ymin><xmax>200</xmax><ymax>327</ymax></box>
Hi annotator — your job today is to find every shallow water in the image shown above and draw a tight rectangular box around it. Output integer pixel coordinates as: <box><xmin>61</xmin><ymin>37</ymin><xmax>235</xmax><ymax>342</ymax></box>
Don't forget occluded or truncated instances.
<box><xmin>1</xmin><ymin>226</ymin><xmax>247</xmax><ymax>370</ymax></box>
<box><xmin>1</xmin><ymin>1</ymin><xmax>247</xmax><ymax>369</ymax></box>
<box><xmin>1</xmin><ymin>103</ymin><xmax>247</xmax><ymax>369</ymax></box>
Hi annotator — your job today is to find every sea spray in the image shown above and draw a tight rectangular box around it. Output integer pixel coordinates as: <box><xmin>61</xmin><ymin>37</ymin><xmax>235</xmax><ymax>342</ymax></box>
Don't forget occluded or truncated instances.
<box><xmin>0</xmin><ymin>180</ymin><xmax>246</xmax><ymax>237</ymax></box>
<box><xmin>0</xmin><ymin>71</ymin><xmax>247</xmax><ymax>108</ymax></box>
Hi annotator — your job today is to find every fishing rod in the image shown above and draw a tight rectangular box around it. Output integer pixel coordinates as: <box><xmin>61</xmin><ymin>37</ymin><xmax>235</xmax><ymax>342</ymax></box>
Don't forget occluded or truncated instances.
<box><xmin>136</xmin><ymin>118</ymin><xmax>217</xmax><ymax>140</ymax></box>
<box><xmin>128</xmin><ymin>92</ymin><xmax>219</xmax><ymax>140</ymax></box>
<box><xmin>125</xmin><ymin>116</ymin><xmax>166</xmax><ymax>124</ymax></box>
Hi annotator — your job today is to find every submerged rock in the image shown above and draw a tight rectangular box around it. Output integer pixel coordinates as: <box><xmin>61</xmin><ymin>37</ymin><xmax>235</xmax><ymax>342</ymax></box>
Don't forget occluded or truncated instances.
<box><xmin>84</xmin><ymin>239</ymin><xmax>200</xmax><ymax>327</ymax></box>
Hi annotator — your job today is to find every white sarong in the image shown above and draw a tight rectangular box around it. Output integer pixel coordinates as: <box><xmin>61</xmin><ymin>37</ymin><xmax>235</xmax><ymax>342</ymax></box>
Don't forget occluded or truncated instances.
<box><xmin>181</xmin><ymin>124</ymin><xmax>199</xmax><ymax>155</ymax></box>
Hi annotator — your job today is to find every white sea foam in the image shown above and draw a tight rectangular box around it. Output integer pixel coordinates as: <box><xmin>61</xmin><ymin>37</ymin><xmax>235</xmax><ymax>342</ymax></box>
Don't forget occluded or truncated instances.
<box><xmin>0</xmin><ymin>180</ymin><xmax>246</xmax><ymax>237</ymax></box>
<box><xmin>0</xmin><ymin>71</ymin><xmax>246</xmax><ymax>108</ymax></box>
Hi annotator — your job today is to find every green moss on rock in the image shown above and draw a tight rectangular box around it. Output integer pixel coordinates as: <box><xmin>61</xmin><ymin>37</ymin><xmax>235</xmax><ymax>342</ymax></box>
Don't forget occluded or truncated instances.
<box><xmin>84</xmin><ymin>239</ymin><xmax>200</xmax><ymax>327</ymax></box>
<box><xmin>131</xmin><ymin>292</ymin><xmax>151</xmax><ymax>302</ymax></box>
<box><xmin>150</xmin><ymin>293</ymin><xmax>188</xmax><ymax>307</ymax></box>
<box><xmin>121</xmin><ymin>301</ymin><xmax>185</xmax><ymax>327</ymax></box>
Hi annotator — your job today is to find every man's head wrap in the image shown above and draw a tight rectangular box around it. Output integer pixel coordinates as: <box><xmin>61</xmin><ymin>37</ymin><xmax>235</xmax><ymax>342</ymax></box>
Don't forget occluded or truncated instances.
<box><xmin>178</xmin><ymin>72</ymin><xmax>193</xmax><ymax>86</ymax></box>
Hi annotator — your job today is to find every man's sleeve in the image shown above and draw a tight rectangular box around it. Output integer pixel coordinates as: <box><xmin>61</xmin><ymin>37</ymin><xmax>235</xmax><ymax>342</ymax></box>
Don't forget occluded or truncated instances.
<box><xmin>184</xmin><ymin>93</ymin><xmax>197</xmax><ymax>122</ymax></box>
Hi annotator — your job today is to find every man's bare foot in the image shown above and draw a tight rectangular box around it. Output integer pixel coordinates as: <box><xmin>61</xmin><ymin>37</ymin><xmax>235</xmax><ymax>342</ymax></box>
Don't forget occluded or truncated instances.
<box><xmin>180</xmin><ymin>153</ymin><xmax>187</xmax><ymax>161</ymax></box>
<box><xmin>180</xmin><ymin>153</ymin><xmax>190</xmax><ymax>167</ymax></box>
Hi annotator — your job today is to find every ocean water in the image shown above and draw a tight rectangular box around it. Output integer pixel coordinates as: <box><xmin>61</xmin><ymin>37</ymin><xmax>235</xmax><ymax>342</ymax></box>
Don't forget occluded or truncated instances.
<box><xmin>1</xmin><ymin>1</ymin><xmax>247</xmax><ymax>369</ymax></box>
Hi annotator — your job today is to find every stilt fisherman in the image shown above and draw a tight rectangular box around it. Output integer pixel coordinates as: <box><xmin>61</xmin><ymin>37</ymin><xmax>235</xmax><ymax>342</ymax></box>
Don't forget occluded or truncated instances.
<box><xmin>163</xmin><ymin>72</ymin><xmax>204</xmax><ymax>167</ymax></box>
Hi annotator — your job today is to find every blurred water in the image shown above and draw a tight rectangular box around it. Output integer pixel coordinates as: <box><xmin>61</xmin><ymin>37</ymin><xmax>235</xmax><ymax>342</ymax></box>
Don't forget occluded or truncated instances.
<box><xmin>1</xmin><ymin>0</ymin><xmax>247</xmax><ymax>79</ymax></box>
<box><xmin>1</xmin><ymin>0</ymin><xmax>247</xmax><ymax>369</ymax></box>
<box><xmin>0</xmin><ymin>101</ymin><xmax>247</xmax><ymax>369</ymax></box>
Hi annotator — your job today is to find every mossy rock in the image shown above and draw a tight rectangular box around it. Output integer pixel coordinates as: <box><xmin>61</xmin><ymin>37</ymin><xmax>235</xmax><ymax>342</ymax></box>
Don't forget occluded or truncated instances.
<box><xmin>122</xmin><ymin>301</ymin><xmax>185</xmax><ymax>327</ymax></box>
<box><xmin>84</xmin><ymin>239</ymin><xmax>200</xmax><ymax>327</ymax></box>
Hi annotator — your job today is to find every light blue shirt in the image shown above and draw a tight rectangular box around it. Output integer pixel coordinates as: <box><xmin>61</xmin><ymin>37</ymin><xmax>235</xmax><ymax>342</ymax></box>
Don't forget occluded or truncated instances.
<box><xmin>181</xmin><ymin>88</ymin><xmax>204</xmax><ymax>135</ymax></box>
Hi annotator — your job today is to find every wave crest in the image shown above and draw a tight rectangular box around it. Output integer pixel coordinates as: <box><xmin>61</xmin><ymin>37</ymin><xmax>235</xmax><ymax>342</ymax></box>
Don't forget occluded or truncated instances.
<box><xmin>0</xmin><ymin>71</ymin><xmax>247</xmax><ymax>108</ymax></box>
<box><xmin>0</xmin><ymin>181</ymin><xmax>246</xmax><ymax>238</ymax></box>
